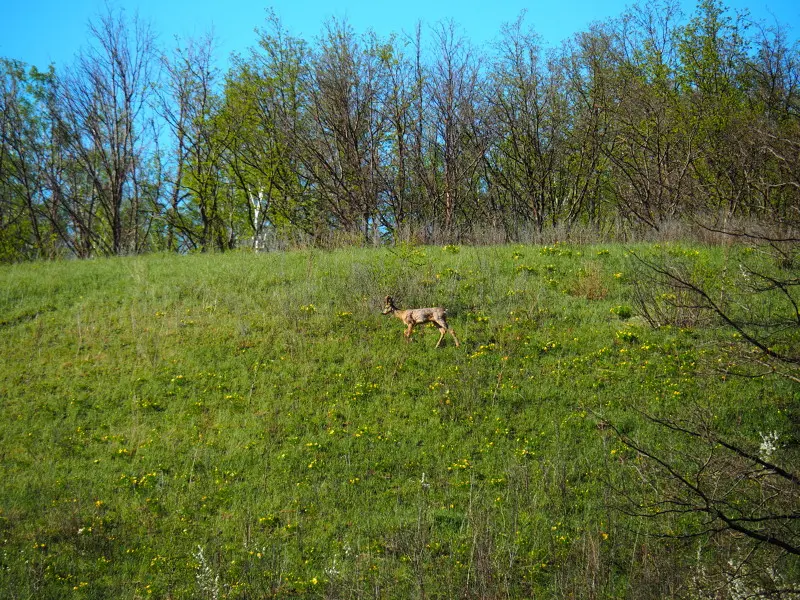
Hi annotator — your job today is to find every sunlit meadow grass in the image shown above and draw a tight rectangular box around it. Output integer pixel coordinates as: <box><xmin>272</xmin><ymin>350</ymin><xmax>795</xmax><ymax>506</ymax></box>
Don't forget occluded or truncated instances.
<box><xmin>0</xmin><ymin>244</ymin><xmax>794</xmax><ymax>598</ymax></box>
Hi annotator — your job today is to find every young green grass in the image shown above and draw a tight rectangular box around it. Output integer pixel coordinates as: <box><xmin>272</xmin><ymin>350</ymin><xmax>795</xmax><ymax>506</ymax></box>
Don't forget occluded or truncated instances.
<box><xmin>0</xmin><ymin>244</ymin><xmax>795</xmax><ymax>598</ymax></box>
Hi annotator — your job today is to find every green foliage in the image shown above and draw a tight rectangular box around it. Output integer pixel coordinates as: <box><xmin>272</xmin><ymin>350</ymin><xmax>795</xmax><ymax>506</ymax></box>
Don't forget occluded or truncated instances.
<box><xmin>4</xmin><ymin>1</ymin><xmax>800</xmax><ymax>261</ymax></box>
<box><xmin>0</xmin><ymin>244</ymin><xmax>796</xmax><ymax>598</ymax></box>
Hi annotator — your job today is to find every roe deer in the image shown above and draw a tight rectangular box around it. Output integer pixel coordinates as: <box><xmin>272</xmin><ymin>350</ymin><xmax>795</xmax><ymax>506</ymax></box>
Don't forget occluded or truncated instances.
<box><xmin>382</xmin><ymin>296</ymin><xmax>460</xmax><ymax>348</ymax></box>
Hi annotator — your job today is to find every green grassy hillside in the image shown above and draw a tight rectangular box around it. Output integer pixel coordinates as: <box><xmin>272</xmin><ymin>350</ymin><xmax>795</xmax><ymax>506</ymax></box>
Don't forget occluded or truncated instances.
<box><xmin>0</xmin><ymin>244</ymin><xmax>796</xmax><ymax>598</ymax></box>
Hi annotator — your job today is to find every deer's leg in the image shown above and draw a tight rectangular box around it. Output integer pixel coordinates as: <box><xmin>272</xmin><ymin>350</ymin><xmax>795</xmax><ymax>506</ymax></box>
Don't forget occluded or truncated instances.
<box><xmin>405</xmin><ymin>323</ymin><xmax>414</xmax><ymax>342</ymax></box>
<box><xmin>434</xmin><ymin>319</ymin><xmax>449</xmax><ymax>347</ymax></box>
<box><xmin>449</xmin><ymin>328</ymin><xmax>460</xmax><ymax>347</ymax></box>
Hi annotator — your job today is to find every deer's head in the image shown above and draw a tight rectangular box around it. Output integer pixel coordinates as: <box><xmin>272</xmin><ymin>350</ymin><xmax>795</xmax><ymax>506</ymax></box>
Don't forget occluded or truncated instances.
<box><xmin>382</xmin><ymin>296</ymin><xmax>396</xmax><ymax>315</ymax></box>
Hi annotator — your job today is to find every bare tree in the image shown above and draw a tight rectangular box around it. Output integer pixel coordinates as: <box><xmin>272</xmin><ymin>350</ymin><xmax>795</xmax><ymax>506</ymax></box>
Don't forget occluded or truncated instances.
<box><xmin>604</xmin><ymin>2</ymin><xmax>695</xmax><ymax>230</ymax></box>
<box><xmin>558</xmin><ymin>25</ymin><xmax>618</xmax><ymax>231</ymax></box>
<box><xmin>427</xmin><ymin>20</ymin><xmax>487</xmax><ymax>237</ymax></box>
<box><xmin>157</xmin><ymin>32</ymin><xmax>226</xmax><ymax>252</ymax></box>
<box><xmin>377</xmin><ymin>34</ymin><xmax>417</xmax><ymax>236</ymax></box>
<box><xmin>56</xmin><ymin>7</ymin><xmax>157</xmax><ymax>255</ymax></box>
<box><xmin>486</xmin><ymin>13</ymin><xmax>560</xmax><ymax>234</ymax></box>
<box><xmin>293</xmin><ymin>18</ymin><xmax>392</xmax><ymax>241</ymax></box>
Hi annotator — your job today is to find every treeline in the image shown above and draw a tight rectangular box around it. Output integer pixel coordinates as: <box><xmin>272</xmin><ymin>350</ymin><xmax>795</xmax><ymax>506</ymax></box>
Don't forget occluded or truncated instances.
<box><xmin>1</xmin><ymin>0</ymin><xmax>799</xmax><ymax>260</ymax></box>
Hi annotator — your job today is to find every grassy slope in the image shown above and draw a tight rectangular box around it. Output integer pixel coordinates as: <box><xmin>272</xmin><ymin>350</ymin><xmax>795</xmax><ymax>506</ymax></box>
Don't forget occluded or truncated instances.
<box><xmin>0</xmin><ymin>244</ymin><xmax>794</xmax><ymax>598</ymax></box>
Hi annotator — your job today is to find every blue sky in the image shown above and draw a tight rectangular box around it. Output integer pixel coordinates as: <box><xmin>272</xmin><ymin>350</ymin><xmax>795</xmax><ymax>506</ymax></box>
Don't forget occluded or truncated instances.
<box><xmin>3</xmin><ymin>0</ymin><xmax>799</xmax><ymax>71</ymax></box>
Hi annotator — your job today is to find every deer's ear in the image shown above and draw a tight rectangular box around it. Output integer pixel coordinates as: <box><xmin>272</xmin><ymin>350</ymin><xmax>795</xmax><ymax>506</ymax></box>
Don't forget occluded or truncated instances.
<box><xmin>385</xmin><ymin>296</ymin><xmax>391</xmax><ymax>302</ymax></box>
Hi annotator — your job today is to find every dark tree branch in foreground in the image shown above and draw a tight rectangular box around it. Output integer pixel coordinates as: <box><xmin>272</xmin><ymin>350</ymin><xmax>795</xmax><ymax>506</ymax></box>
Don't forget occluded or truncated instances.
<box><xmin>630</xmin><ymin>249</ymin><xmax>800</xmax><ymax>367</ymax></box>
<box><xmin>602</xmin><ymin>411</ymin><xmax>800</xmax><ymax>557</ymax></box>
